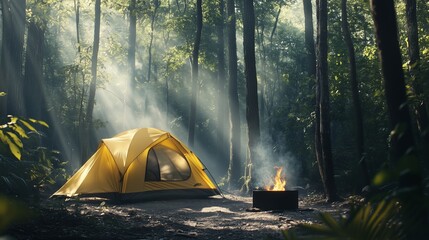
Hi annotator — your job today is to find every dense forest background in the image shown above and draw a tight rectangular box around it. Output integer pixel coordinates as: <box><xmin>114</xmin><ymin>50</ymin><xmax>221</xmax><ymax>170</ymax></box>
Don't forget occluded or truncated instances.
<box><xmin>1</xmin><ymin>0</ymin><xmax>429</xmax><ymax>205</ymax></box>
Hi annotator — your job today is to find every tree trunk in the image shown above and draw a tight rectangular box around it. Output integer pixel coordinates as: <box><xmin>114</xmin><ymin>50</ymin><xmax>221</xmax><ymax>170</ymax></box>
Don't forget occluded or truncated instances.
<box><xmin>303</xmin><ymin>0</ymin><xmax>319</xmax><ymax>185</ymax></box>
<box><xmin>303</xmin><ymin>0</ymin><xmax>316</xmax><ymax>77</ymax></box>
<box><xmin>82</xmin><ymin>0</ymin><xmax>101</xmax><ymax>163</ymax></box>
<box><xmin>405</xmin><ymin>0</ymin><xmax>429</xmax><ymax>143</ymax></box>
<box><xmin>216</xmin><ymin>0</ymin><xmax>229</xmax><ymax>173</ymax></box>
<box><xmin>341</xmin><ymin>0</ymin><xmax>370</xmax><ymax>186</ymax></box>
<box><xmin>128</xmin><ymin>0</ymin><xmax>137</xmax><ymax>87</ymax></box>
<box><xmin>243</xmin><ymin>0</ymin><xmax>260</xmax><ymax>192</ymax></box>
<box><xmin>0</xmin><ymin>0</ymin><xmax>26</xmax><ymax>116</ymax></box>
<box><xmin>370</xmin><ymin>0</ymin><xmax>427</xmax><ymax>237</ymax></box>
<box><xmin>317</xmin><ymin>0</ymin><xmax>338</xmax><ymax>202</ymax></box>
<box><xmin>23</xmin><ymin>20</ymin><xmax>46</xmax><ymax>120</ymax></box>
<box><xmin>75</xmin><ymin>0</ymin><xmax>87</xmax><ymax>165</ymax></box>
<box><xmin>226</xmin><ymin>0</ymin><xmax>242</xmax><ymax>189</ymax></box>
<box><xmin>188</xmin><ymin>0</ymin><xmax>202</xmax><ymax>148</ymax></box>
<box><xmin>74</xmin><ymin>0</ymin><xmax>81</xmax><ymax>55</ymax></box>
<box><xmin>147</xmin><ymin>0</ymin><xmax>160</xmax><ymax>82</ymax></box>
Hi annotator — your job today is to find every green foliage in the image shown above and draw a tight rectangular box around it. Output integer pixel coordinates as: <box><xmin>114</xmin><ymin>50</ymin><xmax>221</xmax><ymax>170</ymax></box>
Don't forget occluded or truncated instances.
<box><xmin>0</xmin><ymin>88</ymin><xmax>67</xmax><ymax>198</ymax></box>
<box><xmin>0</xmin><ymin>116</ymin><xmax>48</xmax><ymax>161</ymax></box>
<box><xmin>282</xmin><ymin>200</ymin><xmax>402</xmax><ymax>240</ymax></box>
<box><xmin>26</xmin><ymin>147</ymin><xmax>69</xmax><ymax>192</ymax></box>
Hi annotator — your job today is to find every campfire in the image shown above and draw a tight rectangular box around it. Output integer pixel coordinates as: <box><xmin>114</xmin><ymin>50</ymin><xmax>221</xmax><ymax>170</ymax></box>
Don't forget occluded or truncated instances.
<box><xmin>253</xmin><ymin>167</ymin><xmax>298</xmax><ymax>210</ymax></box>
<box><xmin>264</xmin><ymin>167</ymin><xmax>286</xmax><ymax>191</ymax></box>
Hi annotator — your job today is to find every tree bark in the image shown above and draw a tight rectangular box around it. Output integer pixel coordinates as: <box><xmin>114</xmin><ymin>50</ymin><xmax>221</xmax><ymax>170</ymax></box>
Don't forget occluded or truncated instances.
<box><xmin>23</xmin><ymin>20</ymin><xmax>46</xmax><ymax>120</ymax></box>
<box><xmin>0</xmin><ymin>0</ymin><xmax>26</xmax><ymax>116</ymax></box>
<box><xmin>74</xmin><ymin>0</ymin><xmax>81</xmax><ymax>55</ymax></box>
<box><xmin>341</xmin><ymin>0</ymin><xmax>370</xmax><ymax>186</ymax></box>
<box><xmin>226</xmin><ymin>0</ymin><xmax>242</xmax><ymax>189</ymax></box>
<box><xmin>303</xmin><ymin>0</ymin><xmax>320</xmax><ymax>186</ymax></box>
<box><xmin>188</xmin><ymin>0</ymin><xmax>202</xmax><ymax>148</ymax></box>
<box><xmin>82</xmin><ymin>0</ymin><xmax>101</xmax><ymax>163</ymax></box>
<box><xmin>147</xmin><ymin>0</ymin><xmax>160</xmax><ymax>82</ymax></box>
<box><xmin>405</xmin><ymin>0</ymin><xmax>429</xmax><ymax>142</ymax></box>
<box><xmin>243</xmin><ymin>0</ymin><xmax>260</xmax><ymax>192</ymax></box>
<box><xmin>303</xmin><ymin>0</ymin><xmax>316</xmax><ymax>77</ymax></box>
<box><xmin>128</xmin><ymin>0</ymin><xmax>137</xmax><ymax>87</ymax></box>
<box><xmin>316</xmin><ymin>0</ymin><xmax>338</xmax><ymax>202</ymax></box>
<box><xmin>370</xmin><ymin>0</ymin><xmax>427</xmax><ymax>237</ymax></box>
<box><xmin>216</xmin><ymin>0</ymin><xmax>229</xmax><ymax>172</ymax></box>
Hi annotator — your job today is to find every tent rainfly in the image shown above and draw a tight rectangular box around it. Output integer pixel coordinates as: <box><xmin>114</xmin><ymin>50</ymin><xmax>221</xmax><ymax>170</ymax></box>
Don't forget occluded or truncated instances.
<box><xmin>52</xmin><ymin>128</ymin><xmax>220</xmax><ymax>201</ymax></box>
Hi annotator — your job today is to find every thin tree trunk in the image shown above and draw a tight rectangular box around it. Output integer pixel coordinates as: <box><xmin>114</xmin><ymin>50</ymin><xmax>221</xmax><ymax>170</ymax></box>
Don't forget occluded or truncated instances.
<box><xmin>317</xmin><ymin>0</ymin><xmax>338</xmax><ymax>202</ymax></box>
<box><xmin>226</xmin><ymin>0</ymin><xmax>241</xmax><ymax>189</ymax></box>
<box><xmin>314</xmin><ymin>0</ymin><xmax>326</xmax><ymax>198</ymax></box>
<box><xmin>269</xmin><ymin>7</ymin><xmax>281</xmax><ymax>42</ymax></box>
<box><xmin>128</xmin><ymin>0</ymin><xmax>137</xmax><ymax>87</ymax></box>
<box><xmin>75</xmin><ymin>0</ymin><xmax>87</xmax><ymax>165</ymax></box>
<box><xmin>74</xmin><ymin>0</ymin><xmax>81</xmax><ymax>55</ymax></box>
<box><xmin>303</xmin><ymin>0</ymin><xmax>316</xmax><ymax>76</ymax></box>
<box><xmin>216</xmin><ymin>0</ymin><xmax>229</xmax><ymax>172</ymax></box>
<box><xmin>370</xmin><ymin>0</ymin><xmax>427</xmax><ymax>237</ymax></box>
<box><xmin>188</xmin><ymin>0</ymin><xmax>202</xmax><ymax>148</ymax></box>
<box><xmin>256</xmin><ymin>23</ymin><xmax>266</xmax><ymax>131</ymax></box>
<box><xmin>83</xmin><ymin>0</ymin><xmax>101</xmax><ymax>163</ymax></box>
<box><xmin>341</xmin><ymin>0</ymin><xmax>370</xmax><ymax>186</ymax></box>
<box><xmin>303</xmin><ymin>0</ymin><xmax>317</xmax><ymax>183</ymax></box>
<box><xmin>405</xmin><ymin>0</ymin><xmax>429</xmax><ymax>142</ymax></box>
<box><xmin>243</xmin><ymin>0</ymin><xmax>260</xmax><ymax>192</ymax></box>
<box><xmin>147</xmin><ymin>0</ymin><xmax>160</xmax><ymax>82</ymax></box>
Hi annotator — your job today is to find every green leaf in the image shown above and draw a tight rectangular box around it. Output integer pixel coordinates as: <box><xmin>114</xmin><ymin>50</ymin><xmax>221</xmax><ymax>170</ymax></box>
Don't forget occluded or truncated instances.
<box><xmin>10</xmin><ymin>124</ymin><xmax>29</xmax><ymax>139</ymax></box>
<box><xmin>19</xmin><ymin>119</ymin><xmax>37</xmax><ymax>132</ymax></box>
<box><xmin>6</xmin><ymin>132</ymin><xmax>23</xmax><ymax>148</ymax></box>
<box><xmin>29</xmin><ymin>118</ymin><xmax>49</xmax><ymax>128</ymax></box>
<box><xmin>0</xmin><ymin>131</ymin><xmax>21</xmax><ymax>160</ymax></box>
<box><xmin>7</xmin><ymin>138</ymin><xmax>21</xmax><ymax>160</ymax></box>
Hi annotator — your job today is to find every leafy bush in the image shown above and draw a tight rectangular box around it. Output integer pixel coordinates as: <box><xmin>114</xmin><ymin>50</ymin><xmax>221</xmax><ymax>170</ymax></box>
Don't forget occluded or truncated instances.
<box><xmin>0</xmin><ymin>92</ymin><xmax>68</xmax><ymax>199</ymax></box>
<box><xmin>282</xmin><ymin>200</ymin><xmax>403</xmax><ymax>240</ymax></box>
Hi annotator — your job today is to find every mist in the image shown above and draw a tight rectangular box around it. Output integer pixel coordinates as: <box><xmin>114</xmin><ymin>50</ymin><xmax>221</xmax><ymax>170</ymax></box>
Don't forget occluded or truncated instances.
<box><xmin>43</xmin><ymin>0</ymin><xmax>308</xmax><ymax>188</ymax></box>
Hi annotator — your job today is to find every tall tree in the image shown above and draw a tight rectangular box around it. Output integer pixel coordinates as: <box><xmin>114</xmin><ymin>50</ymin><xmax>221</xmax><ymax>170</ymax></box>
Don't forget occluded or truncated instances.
<box><xmin>128</xmin><ymin>0</ymin><xmax>137</xmax><ymax>87</ymax></box>
<box><xmin>370</xmin><ymin>0</ymin><xmax>427</xmax><ymax>238</ymax></box>
<box><xmin>405</xmin><ymin>0</ymin><xmax>429</xmax><ymax>142</ymax></box>
<box><xmin>188</xmin><ymin>0</ymin><xmax>202</xmax><ymax>148</ymax></box>
<box><xmin>341</xmin><ymin>0</ymin><xmax>369</xmax><ymax>186</ymax></box>
<box><xmin>226</xmin><ymin>0</ymin><xmax>241</xmax><ymax>188</ymax></box>
<box><xmin>0</xmin><ymin>0</ymin><xmax>26</xmax><ymax>116</ymax></box>
<box><xmin>316</xmin><ymin>0</ymin><xmax>338</xmax><ymax>202</ymax></box>
<box><xmin>216</xmin><ymin>0</ymin><xmax>229</xmax><ymax>172</ymax></box>
<box><xmin>303</xmin><ymin>0</ymin><xmax>316</xmax><ymax>77</ymax></box>
<box><xmin>82</xmin><ymin>0</ymin><xmax>101</xmax><ymax>163</ymax></box>
<box><xmin>303</xmin><ymin>0</ymin><xmax>319</xmax><ymax>182</ymax></box>
<box><xmin>23</xmin><ymin>19</ymin><xmax>46</xmax><ymax>120</ymax></box>
<box><xmin>242</xmin><ymin>0</ymin><xmax>260</xmax><ymax>191</ymax></box>
<box><xmin>147</xmin><ymin>0</ymin><xmax>160</xmax><ymax>82</ymax></box>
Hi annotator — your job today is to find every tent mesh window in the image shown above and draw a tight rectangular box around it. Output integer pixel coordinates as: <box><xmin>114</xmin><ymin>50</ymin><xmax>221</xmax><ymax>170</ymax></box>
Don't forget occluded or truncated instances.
<box><xmin>145</xmin><ymin>145</ymin><xmax>191</xmax><ymax>181</ymax></box>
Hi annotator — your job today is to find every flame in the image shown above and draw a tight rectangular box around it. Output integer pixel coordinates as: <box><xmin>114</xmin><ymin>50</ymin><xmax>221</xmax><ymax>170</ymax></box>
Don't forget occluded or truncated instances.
<box><xmin>265</xmin><ymin>167</ymin><xmax>286</xmax><ymax>191</ymax></box>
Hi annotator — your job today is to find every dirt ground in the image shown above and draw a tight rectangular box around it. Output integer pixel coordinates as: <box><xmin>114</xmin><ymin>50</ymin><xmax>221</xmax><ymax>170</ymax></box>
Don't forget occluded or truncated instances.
<box><xmin>6</xmin><ymin>193</ymin><xmax>350</xmax><ymax>240</ymax></box>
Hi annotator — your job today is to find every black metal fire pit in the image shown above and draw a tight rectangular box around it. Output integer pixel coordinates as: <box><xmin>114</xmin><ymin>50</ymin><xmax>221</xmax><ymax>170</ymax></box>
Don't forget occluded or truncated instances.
<box><xmin>253</xmin><ymin>190</ymin><xmax>298</xmax><ymax>210</ymax></box>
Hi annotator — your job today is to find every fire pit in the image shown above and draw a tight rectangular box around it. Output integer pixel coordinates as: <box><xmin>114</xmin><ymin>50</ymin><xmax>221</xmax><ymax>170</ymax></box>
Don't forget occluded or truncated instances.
<box><xmin>252</xmin><ymin>166</ymin><xmax>298</xmax><ymax>210</ymax></box>
<box><xmin>253</xmin><ymin>190</ymin><xmax>298</xmax><ymax>210</ymax></box>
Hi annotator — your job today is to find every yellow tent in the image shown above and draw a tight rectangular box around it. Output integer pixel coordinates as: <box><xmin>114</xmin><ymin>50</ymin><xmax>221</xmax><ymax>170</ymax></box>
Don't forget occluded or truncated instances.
<box><xmin>52</xmin><ymin>128</ymin><xmax>219</xmax><ymax>200</ymax></box>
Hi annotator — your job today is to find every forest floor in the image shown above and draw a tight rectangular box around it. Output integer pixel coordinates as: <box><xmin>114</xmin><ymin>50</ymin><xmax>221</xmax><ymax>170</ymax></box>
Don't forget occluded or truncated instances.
<box><xmin>5</xmin><ymin>193</ymin><xmax>355</xmax><ymax>240</ymax></box>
